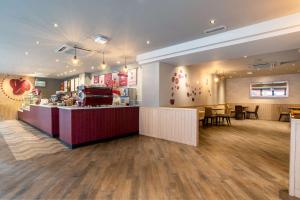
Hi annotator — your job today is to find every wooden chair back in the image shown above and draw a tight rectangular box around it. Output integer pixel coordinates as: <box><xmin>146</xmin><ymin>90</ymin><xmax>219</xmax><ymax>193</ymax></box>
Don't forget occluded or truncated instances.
<box><xmin>205</xmin><ymin>107</ymin><xmax>213</xmax><ymax>117</ymax></box>
<box><xmin>235</xmin><ymin>105</ymin><xmax>243</xmax><ymax>113</ymax></box>
<box><xmin>255</xmin><ymin>105</ymin><xmax>259</xmax><ymax>113</ymax></box>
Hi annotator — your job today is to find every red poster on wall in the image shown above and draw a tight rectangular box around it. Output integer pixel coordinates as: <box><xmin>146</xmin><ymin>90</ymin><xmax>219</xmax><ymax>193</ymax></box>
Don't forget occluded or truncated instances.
<box><xmin>118</xmin><ymin>71</ymin><xmax>128</xmax><ymax>87</ymax></box>
<box><xmin>104</xmin><ymin>73</ymin><xmax>113</xmax><ymax>87</ymax></box>
<box><xmin>93</xmin><ymin>75</ymin><xmax>99</xmax><ymax>84</ymax></box>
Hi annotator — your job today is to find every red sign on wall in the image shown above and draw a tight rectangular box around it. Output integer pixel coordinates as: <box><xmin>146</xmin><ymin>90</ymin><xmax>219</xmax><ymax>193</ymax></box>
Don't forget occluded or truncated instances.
<box><xmin>118</xmin><ymin>72</ymin><xmax>128</xmax><ymax>87</ymax></box>
<box><xmin>104</xmin><ymin>73</ymin><xmax>113</xmax><ymax>87</ymax></box>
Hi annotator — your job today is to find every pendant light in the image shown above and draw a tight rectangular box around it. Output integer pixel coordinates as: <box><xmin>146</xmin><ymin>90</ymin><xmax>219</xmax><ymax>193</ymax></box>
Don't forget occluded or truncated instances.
<box><xmin>123</xmin><ymin>56</ymin><xmax>128</xmax><ymax>72</ymax></box>
<box><xmin>101</xmin><ymin>52</ymin><xmax>107</xmax><ymax>70</ymax></box>
<box><xmin>72</xmin><ymin>46</ymin><xmax>79</xmax><ymax>65</ymax></box>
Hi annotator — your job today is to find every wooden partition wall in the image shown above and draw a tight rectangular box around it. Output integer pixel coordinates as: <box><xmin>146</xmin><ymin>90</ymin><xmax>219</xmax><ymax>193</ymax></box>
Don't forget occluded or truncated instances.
<box><xmin>0</xmin><ymin>103</ymin><xmax>22</xmax><ymax>120</ymax></box>
<box><xmin>228</xmin><ymin>103</ymin><xmax>300</xmax><ymax>121</ymax></box>
<box><xmin>139</xmin><ymin>107</ymin><xmax>199</xmax><ymax>146</ymax></box>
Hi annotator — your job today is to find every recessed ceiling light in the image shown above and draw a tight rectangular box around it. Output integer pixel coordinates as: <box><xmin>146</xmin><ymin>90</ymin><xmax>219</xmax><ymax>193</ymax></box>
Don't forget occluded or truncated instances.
<box><xmin>36</xmin><ymin>41</ymin><xmax>40</xmax><ymax>45</ymax></box>
<box><xmin>55</xmin><ymin>59</ymin><xmax>60</xmax><ymax>62</ymax></box>
<box><xmin>116</xmin><ymin>61</ymin><xmax>121</xmax><ymax>64</ymax></box>
<box><xmin>146</xmin><ymin>40</ymin><xmax>150</xmax><ymax>45</ymax></box>
<box><xmin>244</xmin><ymin>56</ymin><xmax>248</xmax><ymax>58</ymax></box>
<box><xmin>25</xmin><ymin>51</ymin><xmax>29</xmax><ymax>55</ymax></box>
<box><xmin>210</xmin><ymin>19</ymin><xmax>216</xmax><ymax>24</ymax></box>
<box><xmin>91</xmin><ymin>66</ymin><xmax>95</xmax><ymax>70</ymax></box>
<box><xmin>94</xmin><ymin>34</ymin><xmax>110</xmax><ymax>44</ymax></box>
<box><xmin>247</xmin><ymin>71</ymin><xmax>253</xmax><ymax>75</ymax></box>
<box><xmin>54</xmin><ymin>23</ymin><xmax>58</xmax><ymax>28</ymax></box>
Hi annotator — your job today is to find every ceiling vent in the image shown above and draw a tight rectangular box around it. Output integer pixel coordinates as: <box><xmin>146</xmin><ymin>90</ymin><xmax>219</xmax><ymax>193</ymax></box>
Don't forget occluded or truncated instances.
<box><xmin>204</xmin><ymin>25</ymin><xmax>227</xmax><ymax>34</ymax></box>
<box><xmin>55</xmin><ymin>44</ymin><xmax>73</xmax><ymax>54</ymax></box>
<box><xmin>251</xmin><ymin>63</ymin><xmax>271</xmax><ymax>69</ymax></box>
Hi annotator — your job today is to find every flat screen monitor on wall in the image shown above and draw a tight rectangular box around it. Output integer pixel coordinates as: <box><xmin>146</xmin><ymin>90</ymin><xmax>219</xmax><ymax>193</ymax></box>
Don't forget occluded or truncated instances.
<box><xmin>250</xmin><ymin>81</ymin><xmax>288</xmax><ymax>98</ymax></box>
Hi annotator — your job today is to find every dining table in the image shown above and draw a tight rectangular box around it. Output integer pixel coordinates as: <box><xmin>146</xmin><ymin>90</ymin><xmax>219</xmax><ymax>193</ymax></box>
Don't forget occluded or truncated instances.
<box><xmin>211</xmin><ymin>108</ymin><xmax>225</xmax><ymax>115</ymax></box>
<box><xmin>288</xmin><ymin>107</ymin><xmax>300</xmax><ymax>110</ymax></box>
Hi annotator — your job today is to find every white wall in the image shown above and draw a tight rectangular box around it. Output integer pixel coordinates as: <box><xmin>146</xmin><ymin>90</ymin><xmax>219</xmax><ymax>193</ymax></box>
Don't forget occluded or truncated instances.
<box><xmin>226</xmin><ymin>74</ymin><xmax>300</xmax><ymax>104</ymax></box>
<box><xmin>160</xmin><ymin>65</ymin><xmax>225</xmax><ymax>107</ymax></box>
<box><xmin>140</xmin><ymin>62</ymin><xmax>225</xmax><ymax>107</ymax></box>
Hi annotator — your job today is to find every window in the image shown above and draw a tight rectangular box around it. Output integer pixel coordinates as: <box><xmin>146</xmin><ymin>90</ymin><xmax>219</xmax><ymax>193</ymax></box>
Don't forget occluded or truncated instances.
<box><xmin>250</xmin><ymin>81</ymin><xmax>288</xmax><ymax>98</ymax></box>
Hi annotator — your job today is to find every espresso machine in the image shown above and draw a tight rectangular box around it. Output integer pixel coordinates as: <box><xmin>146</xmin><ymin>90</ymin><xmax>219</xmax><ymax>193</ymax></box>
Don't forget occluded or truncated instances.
<box><xmin>77</xmin><ymin>86</ymin><xmax>113</xmax><ymax>106</ymax></box>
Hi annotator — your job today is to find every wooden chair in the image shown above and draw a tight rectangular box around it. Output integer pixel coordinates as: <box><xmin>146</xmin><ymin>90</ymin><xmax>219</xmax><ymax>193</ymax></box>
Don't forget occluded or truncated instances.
<box><xmin>198</xmin><ymin>109</ymin><xmax>205</xmax><ymax>127</ymax></box>
<box><xmin>235</xmin><ymin>105</ymin><xmax>245</xmax><ymax>120</ymax></box>
<box><xmin>204</xmin><ymin>107</ymin><xmax>217</xmax><ymax>126</ymax></box>
<box><xmin>246</xmin><ymin>105</ymin><xmax>259</xmax><ymax>120</ymax></box>
<box><xmin>217</xmin><ymin>104</ymin><xmax>231</xmax><ymax>126</ymax></box>
<box><xmin>279</xmin><ymin>112</ymin><xmax>290</xmax><ymax>121</ymax></box>
<box><xmin>278</xmin><ymin>106</ymin><xmax>290</xmax><ymax>121</ymax></box>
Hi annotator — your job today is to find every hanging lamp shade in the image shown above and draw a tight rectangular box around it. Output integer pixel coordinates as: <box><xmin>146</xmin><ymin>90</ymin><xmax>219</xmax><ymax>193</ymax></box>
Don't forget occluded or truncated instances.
<box><xmin>124</xmin><ymin>56</ymin><xmax>128</xmax><ymax>72</ymax></box>
<box><xmin>72</xmin><ymin>46</ymin><xmax>79</xmax><ymax>65</ymax></box>
<box><xmin>101</xmin><ymin>52</ymin><xmax>107</xmax><ymax>69</ymax></box>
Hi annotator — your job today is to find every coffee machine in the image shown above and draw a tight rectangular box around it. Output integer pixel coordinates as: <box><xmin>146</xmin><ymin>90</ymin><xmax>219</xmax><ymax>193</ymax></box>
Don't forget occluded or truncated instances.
<box><xmin>77</xmin><ymin>86</ymin><xmax>113</xmax><ymax>106</ymax></box>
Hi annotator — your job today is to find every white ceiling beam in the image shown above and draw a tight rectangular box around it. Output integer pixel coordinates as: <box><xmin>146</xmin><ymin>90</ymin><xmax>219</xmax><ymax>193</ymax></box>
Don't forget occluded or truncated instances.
<box><xmin>136</xmin><ymin>12</ymin><xmax>300</xmax><ymax>65</ymax></box>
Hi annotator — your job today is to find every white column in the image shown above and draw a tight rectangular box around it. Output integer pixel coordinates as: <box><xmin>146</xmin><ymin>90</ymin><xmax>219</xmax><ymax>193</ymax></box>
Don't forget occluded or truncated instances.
<box><xmin>290</xmin><ymin>118</ymin><xmax>300</xmax><ymax>198</ymax></box>
<box><xmin>141</xmin><ymin>62</ymin><xmax>160</xmax><ymax>107</ymax></box>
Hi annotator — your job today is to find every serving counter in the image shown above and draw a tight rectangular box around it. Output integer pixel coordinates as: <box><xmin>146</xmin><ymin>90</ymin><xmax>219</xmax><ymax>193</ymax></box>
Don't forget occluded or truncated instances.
<box><xmin>18</xmin><ymin>105</ymin><xmax>59</xmax><ymax>137</ymax></box>
<box><xmin>58</xmin><ymin>106</ymin><xmax>139</xmax><ymax>148</ymax></box>
<box><xmin>18</xmin><ymin>104</ymin><xmax>139</xmax><ymax>148</ymax></box>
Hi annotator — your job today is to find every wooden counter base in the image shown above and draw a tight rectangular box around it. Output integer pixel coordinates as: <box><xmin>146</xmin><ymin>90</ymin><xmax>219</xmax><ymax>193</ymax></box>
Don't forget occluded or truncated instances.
<box><xmin>59</xmin><ymin>106</ymin><xmax>139</xmax><ymax>148</ymax></box>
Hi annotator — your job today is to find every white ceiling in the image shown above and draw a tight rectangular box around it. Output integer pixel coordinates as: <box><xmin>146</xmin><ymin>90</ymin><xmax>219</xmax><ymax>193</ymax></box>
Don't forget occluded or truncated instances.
<box><xmin>189</xmin><ymin>49</ymin><xmax>300</xmax><ymax>78</ymax></box>
<box><xmin>0</xmin><ymin>0</ymin><xmax>300</xmax><ymax>78</ymax></box>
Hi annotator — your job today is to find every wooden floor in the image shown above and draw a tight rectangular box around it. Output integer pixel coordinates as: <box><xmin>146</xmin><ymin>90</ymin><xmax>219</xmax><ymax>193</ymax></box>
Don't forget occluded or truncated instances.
<box><xmin>0</xmin><ymin>119</ymin><xmax>290</xmax><ymax>200</ymax></box>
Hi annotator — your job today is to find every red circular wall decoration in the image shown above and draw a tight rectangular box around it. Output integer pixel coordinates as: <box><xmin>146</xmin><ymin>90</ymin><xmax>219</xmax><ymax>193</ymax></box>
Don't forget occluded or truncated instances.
<box><xmin>0</xmin><ymin>75</ymin><xmax>33</xmax><ymax>101</ymax></box>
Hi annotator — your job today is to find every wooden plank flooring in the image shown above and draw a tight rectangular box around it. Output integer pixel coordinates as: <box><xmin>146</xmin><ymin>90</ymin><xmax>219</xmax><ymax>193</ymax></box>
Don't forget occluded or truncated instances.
<box><xmin>0</xmin><ymin>119</ymin><xmax>290</xmax><ymax>199</ymax></box>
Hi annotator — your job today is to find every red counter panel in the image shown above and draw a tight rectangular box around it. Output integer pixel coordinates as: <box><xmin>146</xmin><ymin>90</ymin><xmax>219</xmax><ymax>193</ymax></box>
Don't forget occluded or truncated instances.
<box><xmin>18</xmin><ymin>105</ymin><xmax>59</xmax><ymax>137</ymax></box>
<box><xmin>59</xmin><ymin>107</ymin><xmax>139</xmax><ymax>148</ymax></box>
